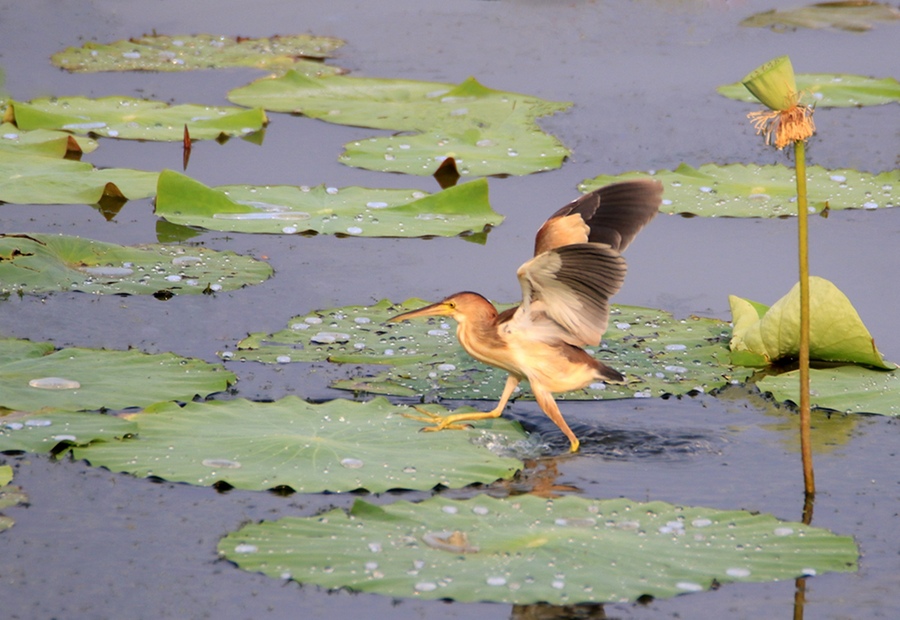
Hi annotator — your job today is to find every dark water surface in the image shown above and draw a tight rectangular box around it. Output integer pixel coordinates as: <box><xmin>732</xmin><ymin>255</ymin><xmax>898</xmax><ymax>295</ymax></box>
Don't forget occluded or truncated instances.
<box><xmin>1</xmin><ymin>1</ymin><xmax>898</xmax><ymax>618</ymax></box>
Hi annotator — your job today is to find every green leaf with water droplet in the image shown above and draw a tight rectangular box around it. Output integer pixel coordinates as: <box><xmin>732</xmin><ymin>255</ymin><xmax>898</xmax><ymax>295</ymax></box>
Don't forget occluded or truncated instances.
<box><xmin>0</xmin><ymin>151</ymin><xmax>156</xmax><ymax>205</ymax></box>
<box><xmin>154</xmin><ymin>169</ymin><xmax>501</xmax><ymax>238</ymax></box>
<box><xmin>224</xmin><ymin>299</ymin><xmax>751</xmax><ymax>401</ymax></box>
<box><xmin>740</xmin><ymin>2</ymin><xmax>900</xmax><ymax>33</ymax></box>
<box><xmin>51</xmin><ymin>33</ymin><xmax>344</xmax><ymax>75</ymax></box>
<box><xmin>718</xmin><ymin>73</ymin><xmax>900</xmax><ymax>108</ymax></box>
<box><xmin>759</xmin><ymin>365</ymin><xmax>899</xmax><ymax>416</ymax></box>
<box><xmin>0</xmin><ymin>335</ymin><xmax>235</xmax><ymax>412</ymax></box>
<box><xmin>0</xmin><ymin>233</ymin><xmax>272</xmax><ymax>296</ymax></box>
<box><xmin>69</xmin><ymin>397</ymin><xmax>525</xmax><ymax>493</ymax></box>
<box><xmin>729</xmin><ymin>277</ymin><xmax>894</xmax><ymax>369</ymax></box>
<box><xmin>580</xmin><ymin>163</ymin><xmax>899</xmax><ymax>218</ymax></box>
<box><xmin>0</xmin><ymin>411</ymin><xmax>137</xmax><ymax>454</ymax></box>
<box><xmin>0</xmin><ymin>122</ymin><xmax>97</xmax><ymax>157</ymax></box>
<box><xmin>228</xmin><ymin>73</ymin><xmax>571</xmax><ymax>176</ymax></box>
<box><xmin>8</xmin><ymin>97</ymin><xmax>267</xmax><ymax>142</ymax></box>
<box><xmin>219</xmin><ymin>494</ymin><xmax>858</xmax><ymax>604</ymax></box>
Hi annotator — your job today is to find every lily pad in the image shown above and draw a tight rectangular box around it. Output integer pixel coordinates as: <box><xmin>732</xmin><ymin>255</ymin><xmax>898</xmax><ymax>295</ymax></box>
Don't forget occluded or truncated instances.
<box><xmin>0</xmin><ymin>122</ymin><xmax>97</xmax><ymax>156</ymax></box>
<box><xmin>579</xmin><ymin>163</ymin><xmax>898</xmax><ymax>218</ymax></box>
<box><xmin>740</xmin><ymin>1</ymin><xmax>900</xmax><ymax>32</ymax></box>
<box><xmin>154</xmin><ymin>170</ymin><xmax>501</xmax><ymax>238</ymax></box>
<box><xmin>0</xmin><ymin>335</ymin><xmax>235</xmax><ymax>412</ymax></box>
<box><xmin>228</xmin><ymin>73</ymin><xmax>571</xmax><ymax>177</ymax></box>
<box><xmin>224</xmin><ymin>299</ymin><xmax>751</xmax><ymax>401</ymax></box>
<box><xmin>219</xmin><ymin>494</ymin><xmax>858</xmax><ymax>604</ymax></box>
<box><xmin>759</xmin><ymin>365</ymin><xmax>899</xmax><ymax>416</ymax></box>
<box><xmin>718</xmin><ymin>73</ymin><xmax>900</xmax><ymax>108</ymax></box>
<box><xmin>0</xmin><ymin>151</ymin><xmax>157</xmax><ymax>205</ymax></box>
<box><xmin>0</xmin><ymin>411</ymin><xmax>137</xmax><ymax>454</ymax></box>
<box><xmin>340</xmin><ymin>123</ymin><xmax>569</xmax><ymax>177</ymax></box>
<box><xmin>7</xmin><ymin>97</ymin><xmax>267</xmax><ymax>142</ymax></box>
<box><xmin>0</xmin><ymin>233</ymin><xmax>273</xmax><ymax>296</ymax></box>
<box><xmin>729</xmin><ymin>277</ymin><xmax>893</xmax><ymax>369</ymax></box>
<box><xmin>70</xmin><ymin>397</ymin><xmax>525</xmax><ymax>493</ymax></box>
<box><xmin>51</xmin><ymin>33</ymin><xmax>344</xmax><ymax>75</ymax></box>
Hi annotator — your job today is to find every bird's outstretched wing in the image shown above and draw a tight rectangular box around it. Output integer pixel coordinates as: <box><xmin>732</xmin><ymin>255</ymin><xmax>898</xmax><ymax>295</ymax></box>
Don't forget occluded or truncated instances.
<box><xmin>513</xmin><ymin>243</ymin><xmax>626</xmax><ymax>347</ymax></box>
<box><xmin>534</xmin><ymin>179</ymin><xmax>663</xmax><ymax>255</ymax></box>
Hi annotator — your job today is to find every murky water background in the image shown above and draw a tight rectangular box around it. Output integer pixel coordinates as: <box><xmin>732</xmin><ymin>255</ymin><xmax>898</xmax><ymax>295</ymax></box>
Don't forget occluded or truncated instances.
<box><xmin>1</xmin><ymin>0</ymin><xmax>898</xmax><ymax>618</ymax></box>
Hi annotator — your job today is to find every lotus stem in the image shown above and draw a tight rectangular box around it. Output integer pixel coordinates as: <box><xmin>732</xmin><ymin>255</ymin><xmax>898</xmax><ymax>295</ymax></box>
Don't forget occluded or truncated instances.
<box><xmin>795</xmin><ymin>139</ymin><xmax>815</xmax><ymax>497</ymax></box>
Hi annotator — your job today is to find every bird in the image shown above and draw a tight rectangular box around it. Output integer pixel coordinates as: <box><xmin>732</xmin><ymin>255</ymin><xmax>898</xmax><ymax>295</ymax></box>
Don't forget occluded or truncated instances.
<box><xmin>388</xmin><ymin>179</ymin><xmax>663</xmax><ymax>452</ymax></box>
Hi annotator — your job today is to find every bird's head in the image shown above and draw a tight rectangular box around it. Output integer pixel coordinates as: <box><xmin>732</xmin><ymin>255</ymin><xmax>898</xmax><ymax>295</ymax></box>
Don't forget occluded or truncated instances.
<box><xmin>387</xmin><ymin>292</ymin><xmax>495</xmax><ymax>325</ymax></box>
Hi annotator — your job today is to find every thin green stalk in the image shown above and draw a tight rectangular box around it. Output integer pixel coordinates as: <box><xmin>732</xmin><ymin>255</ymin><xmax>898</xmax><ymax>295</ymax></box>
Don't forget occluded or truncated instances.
<box><xmin>795</xmin><ymin>139</ymin><xmax>815</xmax><ymax>496</ymax></box>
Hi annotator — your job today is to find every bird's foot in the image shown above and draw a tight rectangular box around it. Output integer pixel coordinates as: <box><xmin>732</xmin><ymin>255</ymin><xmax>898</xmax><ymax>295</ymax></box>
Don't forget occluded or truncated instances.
<box><xmin>401</xmin><ymin>406</ymin><xmax>473</xmax><ymax>432</ymax></box>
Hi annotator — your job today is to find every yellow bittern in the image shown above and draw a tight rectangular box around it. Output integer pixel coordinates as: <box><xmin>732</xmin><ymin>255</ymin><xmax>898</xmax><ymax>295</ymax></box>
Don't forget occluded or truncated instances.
<box><xmin>389</xmin><ymin>179</ymin><xmax>663</xmax><ymax>452</ymax></box>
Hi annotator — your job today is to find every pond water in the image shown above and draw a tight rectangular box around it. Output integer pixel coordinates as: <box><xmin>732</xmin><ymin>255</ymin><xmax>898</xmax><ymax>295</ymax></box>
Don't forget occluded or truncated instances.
<box><xmin>1</xmin><ymin>0</ymin><xmax>898</xmax><ymax>618</ymax></box>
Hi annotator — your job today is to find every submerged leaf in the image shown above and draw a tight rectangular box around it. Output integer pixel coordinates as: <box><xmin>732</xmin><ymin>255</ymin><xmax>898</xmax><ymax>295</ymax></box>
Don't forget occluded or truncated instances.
<box><xmin>51</xmin><ymin>33</ymin><xmax>344</xmax><ymax>74</ymax></box>
<box><xmin>0</xmin><ymin>336</ymin><xmax>235</xmax><ymax>412</ymax></box>
<box><xmin>740</xmin><ymin>1</ymin><xmax>900</xmax><ymax>32</ymax></box>
<box><xmin>220</xmin><ymin>494</ymin><xmax>858</xmax><ymax>604</ymax></box>
<box><xmin>0</xmin><ymin>233</ymin><xmax>272</xmax><ymax>296</ymax></box>
<box><xmin>759</xmin><ymin>365</ymin><xmax>899</xmax><ymax>416</ymax></box>
<box><xmin>71</xmin><ymin>397</ymin><xmax>525</xmax><ymax>492</ymax></box>
<box><xmin>224</xmin><ymin>299</ymin><xmax>750</xmax><ymax>400</ymax></box>
<box><xmin>729</xmin><ymin>277</ymin><xmax>893</xmax><ymax>369</ymax></box>
<box><xmin>579</xmin><ymin>163</ymin><xmax>898</xmax><ymax>218</ymax></box>
<box><xmin>0</xmin><ymin>151</ymin><xmax>157</xmax><ymax>205</ymax></box>
<box><xmin>718</xmin><ymin>74</ymin><xmax>900</xmax><ymax>108</ymax></box>
<box><xmin>154</xmin><ymin>169</ymin><xmax>501</xmax><ymax>238</ymax></box>
<box><xmin>8</xmin><ymin>97</ymin><xmax>267</xmax><ymax>142</ymax></box>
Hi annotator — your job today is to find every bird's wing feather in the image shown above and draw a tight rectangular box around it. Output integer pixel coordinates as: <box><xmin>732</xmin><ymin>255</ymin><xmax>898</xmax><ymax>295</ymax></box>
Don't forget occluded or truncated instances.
<box><xmin>514</xmin><ymin>243</ymin><xmax>627</xmax><ymax>346</ymax></box>
<box><xmin>534</xmin><ymin>179</ymin><xmax>662</xmax><ymax>255</ymax></box>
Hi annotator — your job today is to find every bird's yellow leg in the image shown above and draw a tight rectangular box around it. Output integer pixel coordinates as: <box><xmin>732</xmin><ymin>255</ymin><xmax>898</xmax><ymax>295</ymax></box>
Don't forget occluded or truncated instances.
<box><xmin>404</xmin><ymin>375</ymin><xmax>520</xmax><ymax>432</ymax></box>
<box><xmin>533</xmin><ymin>386</ymin><xmax>580</xmax><ymax>453</ymax></box>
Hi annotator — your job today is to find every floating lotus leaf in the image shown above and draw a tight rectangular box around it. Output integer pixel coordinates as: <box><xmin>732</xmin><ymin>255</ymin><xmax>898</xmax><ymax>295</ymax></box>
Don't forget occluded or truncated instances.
<box><xmin>7</xmin><ymin>97</ymin><xmax>267</xmax><ymax>142</ymax></box>
<box><xmin>51</xmin><ymin>33</ymin><xmax>344</xmax><ymax>75</ymax></box>
<box><xmin>228</xmin><ymin>73</ymin><xmax>570</xmax><ymax>177</ymax></box>
<box><xmin>759</xmin><ymin>366</ymin><xmax>899</xmax><ymax>416</ymax></box>
<box><xmin>154</xmin><ymin>170</ymin><xmax>500</xmax><ymax>238</ymax></box>
<box><xmin>70</xmin><ymin>397</ymin><xmax>525</xmax><ymax>493</ymax></box>
<box><xmin>740</xmin><ymin>1</ymin><xmax>900</xmax><ymax>32</ymax></box>
<box><xmin>0</xmin><ymin>233</ymin><xmax>272</xmax><ymax>296</ymax></box>
<box><xmin>0</xmin><ymin>122</ymin><xmax>97</xmax><ymax>156</ymax></box>
<box><xmin>224</xmin><ymin>299</ymin><xmax>750</xmax><ymax>401</ymax></box>
<box><xmin>219</xmin><ymin>494</ymin><xmax>858</xmax><ymax>604</ymax></box>
<box><xmin>340</xmin><ymin>123</ymin><xmax>569</xmax><ymax>177</ymax></box>
<box><xmin>0</xmin><ymin>411</ymin><xmax>137</xmax><ymax>453</ymax></box>
<box><xmin>579</xmin><ymin>163</ymin><xmax>898</xmax><ymax>218</ymax></box>
<box><xmin>0</xmin><ymin>151</ymin><xmax>157</xmax><ymax>205</ymax></box>
<box><xmin>729</xmin><ymin>277</ymin><xmax>893</xmax><ymax>369</ymax></box>
<box><xmin>0</xmin><ymin>336</ymin><xmax>235</xmax><ymax>412</ymax></box>
<box><xmin>717</xmin><ymin>73</ymin><xmax>900</xmax><ymax>108</ymax></box>
<box><xmin>0</xmin><ymin>465</ymin><xmax>27</xmax><ymax>533</ymax></box>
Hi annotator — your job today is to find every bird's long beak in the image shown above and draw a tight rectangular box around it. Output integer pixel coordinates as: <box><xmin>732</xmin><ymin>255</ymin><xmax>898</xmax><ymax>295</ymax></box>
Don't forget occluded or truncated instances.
<box><xmin>387</xmin><ymin>301</ymin><xmax>452</xmax><ymax>323</ymax></box>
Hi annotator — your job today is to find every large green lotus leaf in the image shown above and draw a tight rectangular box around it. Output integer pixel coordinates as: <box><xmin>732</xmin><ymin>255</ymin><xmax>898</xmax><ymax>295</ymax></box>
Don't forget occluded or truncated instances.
<box><xmin>219</xmin><ymin>494</ymin><xmax>858</xmax><ymax>604</ymax></box>
<box><xmin>71</xmin><ymin>397</ymin><xmax>525</xmax><ymax>492</ymax></box>
<box><xmin>51</xmin><ymin>33</ymin><xmax>344</xmax><ymax>75</ymax></box>
<box><xmin>718</xmin><ymin>73</ymin><xmax>900</xmax><ymax>108</ymax></box>
<box><xmin>8</xmin><ymin>97</ymin><xmax>267</xmax><ymax>142</ymax></box>
<box><xmin>224</xmin><ymin>299</ymin><xmax>750</xmax><ymax>401</ymax></box>
<box><xmin>740</xmin><ymin>2</ymin><xmax>900</xmax><ymax>32</ymax></box>
<box><xmin>0</xmin><ymin>151</ymin><xmax>157</xmax><ymax>205</ymax></box>
<box><xmin>340</xmin><ymin>123</ymin><xmax>569</xmax><ymax>177</ymax></box>
<box><xmin>0</xmin><ymin>336</ymin><xmax>235</xmax><ymax>412</ymax></box>
<box><xmin>0</xmin><ymin>233</ymin><xmax>272</xmax><ymax>296</ymax></box>
<box><xmin>154</xmin><ymin>170</ymin><xmax>500</xmax><ymax>237</ymax></box>
<box><xmin>228</xmin><ymin>73</ymin><xmax>570</xmax><ymax>132</ymax></box>
<box><xmin>729</xmin><ymin>277</ymin><xmax>893</xmax><ymax>369</ymax></box>
<box><xmin>579</xmin><ymin>163</ymin><xmax>898</xmax><ymax>218</ymax></box>
<box><xmin>759</xmin><ymin>365</ymin><xmax>899</xmax><ymax>416</ymax></box>
<box><xmin>0</xmin><ymin>411</ymin><xmax>137</xmax><ymax>453</ymax></box>
<box><xmin>0</xmin><ymin>122</ymin><xmax>97</xmax><ymax>156</ymax></box>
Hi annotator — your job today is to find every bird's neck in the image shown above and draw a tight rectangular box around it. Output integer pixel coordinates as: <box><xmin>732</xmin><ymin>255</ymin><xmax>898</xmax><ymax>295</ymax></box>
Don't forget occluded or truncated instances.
<box><xmin>454</xmin><ymin>302</ymin><xmax>501</xmax><ymax>359</ymax></box>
